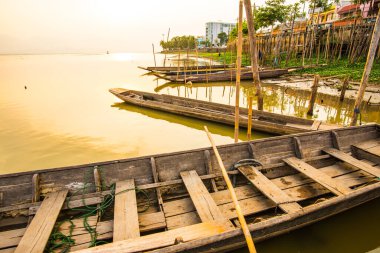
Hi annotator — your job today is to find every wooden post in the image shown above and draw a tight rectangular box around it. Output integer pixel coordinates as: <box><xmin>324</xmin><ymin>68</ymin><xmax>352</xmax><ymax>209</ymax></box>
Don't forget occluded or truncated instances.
<box><xmin>152</xmin><ymin>44</ymin><xmax>157</xmax><ymax>67</ymax></box>
<box><xmin>307</xmin><ymin>74</ymin><xmax>320</xmax><ymax>116</ymax></box>
<box><xmin>351</xmin><ymin>10</ymin><xmax>380</xmax><ymax>126</ymax></box>
<box><xmin>204</xmin><ymin>126</ymin><xmax>257</xmax><ymax>253</ymax></box>
<box><xmin>244</xmin><ymin>0</ymin><xmax>263</xmax><ymax>112</ymax></box>
<box><xmin>285</xmin><ymin>7</ymin><xmax>296</xmax><ymax>66</ymax></box>
<box><xmin>247</xmin><ymin>96</ymin><xmax>253</xmax><ymax>139</ymax></box>
<box><xmin>234</xmin><ymin>0</ymin><xmax>244</xmax><ymax>143</ymax></box>
<box><xmin>163</xmin><ymin>28</ymin><xmax>170</xmax><ymax>67</ymax></box>
<box><xmin>340</xmin><ymin>77</ymin><xmax>349</xmax><ymax>102</ymax></box>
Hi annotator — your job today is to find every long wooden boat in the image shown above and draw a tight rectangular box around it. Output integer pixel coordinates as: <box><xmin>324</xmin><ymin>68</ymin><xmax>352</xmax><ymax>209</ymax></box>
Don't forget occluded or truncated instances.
<box><xmin>139</xmin><ymin>64</ymin><xmax>231</xmax><ymax>72</ymax></box>
<box><xmin>154</xmin><ymin>68</ymin><xmax>289</xmax><ymax>83</ymax></box>
<box><xmin>109</xmin><ymin>88</ymin><xmax>336</xmax><ymax>135</ymax></box>
<box><xmin>0</xmin><ymin>125</ymin><xmax>379</xmax><ymax>253</ymax></box>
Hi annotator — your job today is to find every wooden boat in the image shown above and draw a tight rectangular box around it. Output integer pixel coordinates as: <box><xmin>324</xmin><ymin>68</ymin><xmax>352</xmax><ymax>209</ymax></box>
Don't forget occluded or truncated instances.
<box><xmin>139</xmin><ymin>64</ymin><xmax>230</xmax><ymax>72</ymax></box>
<box><xmin>109</xmin><ymin>88</ymin><xmax>336</xmax><ymax>135</ymax></box>
<box><xmin>0</xmin><ymin>124</ymin><xmax>379</xmax><ymax>253</ymax></box>
<box><xmin>154</xmin><ymin>68</ymin><xmax>289</xmax><ymax>83</ymax></box>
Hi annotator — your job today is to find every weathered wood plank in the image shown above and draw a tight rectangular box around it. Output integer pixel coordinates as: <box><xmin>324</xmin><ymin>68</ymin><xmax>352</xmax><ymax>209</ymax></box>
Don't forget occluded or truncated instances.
<box><xmin>204</xmin><ymin>150</ymin><xmax>218</xmax><ymax>192</ymax></box>
<box><xmin>283</xmin><ymin>157</ymin><xmax>352</xmax><ymax>195</ymax></box>
<box><xmin>166</xmin><ymin>165</ymin><xmax>370</xmax><ymax>229</ymax></box>
<box><xmin>238</xmin><ymin>166</ymin><xmax>302</xmax><ymax>213</ymax></box>
<box><xmin>113</xmin><ymin>180</ymin><xmax>140</xmax><ymax>241</ymax></box>
<box><xmin>353</xmin><ymin>139</ymin><xmax>380</xmax><ymax>150</ymax></box>
<box><xmin>72</xmin><ymin>221</ymin><xmax>229</xmax><ymax>253</ymax></box>
<box><xmin>150</xmin><ymin>157</ymin><xmax>164</xmax><ymax>211</ymax></box>
<box><xmin>180</xmin><ymin>170</ymin><xmax>227</xmax><ymax>222</ymax></box>
<box><xmin>0</xmin><ymin>212</ymin><xmax>166</xmax><ymax>250</ymax></box>
<box><xmin>323</xmin><ymin>148</ymin><xmax>380</xmax><ymax>177</ymax></box>
<box><xmin>14</xmin><ymin>190</ymin><xmax>68</xmax><ymax>253</ymax></box>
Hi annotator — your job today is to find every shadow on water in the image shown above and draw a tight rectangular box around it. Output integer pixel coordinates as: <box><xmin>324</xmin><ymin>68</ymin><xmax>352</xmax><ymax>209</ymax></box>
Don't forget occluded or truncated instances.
<box><xmin>236</xmin><ymin>197</ymin><xmax>380</xmax><ymax>253</ymax></box>
<box><xmin>111</xmin><ymin>102</ymin><xmax>272</xmax><ymax>141</ymax></box>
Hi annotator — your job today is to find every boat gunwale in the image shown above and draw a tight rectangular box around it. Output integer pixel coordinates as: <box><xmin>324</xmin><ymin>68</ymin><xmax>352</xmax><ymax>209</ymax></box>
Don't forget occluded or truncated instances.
<box><xmin>0</xmin><ymin>124</ymin><xmax>376</xmax><ymax>179</ymax></box>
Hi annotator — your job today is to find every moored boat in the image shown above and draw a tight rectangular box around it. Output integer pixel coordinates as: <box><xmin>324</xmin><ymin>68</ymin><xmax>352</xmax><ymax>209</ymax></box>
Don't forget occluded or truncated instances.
<box><xmin>109</xmin><ymin>88</ymin><xmax>336</xmax><ymax>135</ymax></box>
<box><xmin>139</xmin><ymin>64</ymin><xmax>231</xmax><ymax>72</ymax></box>
<box><xmin>0</xmin><ymin>125</ymin><xmax>379</xmax><ymax>252</ymax></box>
<box><xmin>153</xmin><ymin>68</ymin><xmax>289</xmax><ymax>83</ymax></box>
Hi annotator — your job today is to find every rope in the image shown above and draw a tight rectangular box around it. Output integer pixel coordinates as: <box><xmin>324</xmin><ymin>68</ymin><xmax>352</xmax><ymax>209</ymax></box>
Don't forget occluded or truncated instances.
<box><xmin>45</xmin><ymin>167</ymin><xmax>150</xmax><ymax>252</ymax></box>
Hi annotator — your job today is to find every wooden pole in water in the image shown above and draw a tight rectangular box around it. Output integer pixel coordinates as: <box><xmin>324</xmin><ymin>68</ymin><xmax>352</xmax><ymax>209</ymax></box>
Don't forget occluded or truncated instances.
<box><xmin>351</xmin><ymin>9</ymin><xmax>380</xmax><ymax>126</ymax></box>
<box><xmin>204</xmin><ymin>126</ymin><xmax>257</xmax><ymax>253</ymax></box>
<box><xmin>234</xmin><ymin>0</ymin><xmax>244</xmax><ymax>143</ymax></box>
<box><xmin>307</xmin><ymin>74</ymin><xmax>320</xmax><ymax>116</ymax></box>
<box><xmin>244</xmin><ymin>0</ymin><xmax>263</xmax><ymax>111</ymax></box>
<box><xmin>340</xmin><ymin>77</ymin><xmax>349</xmax><ymax>102</ymax></box>
<box><xmin>152</xmin><ymin>44</ymin><xmax>157</xmax><ymax>67</ymax></box>
<box><xmin>247</xmin><ymin>96</ymin><xmax>253</xmax><ymax>139</ymax></box>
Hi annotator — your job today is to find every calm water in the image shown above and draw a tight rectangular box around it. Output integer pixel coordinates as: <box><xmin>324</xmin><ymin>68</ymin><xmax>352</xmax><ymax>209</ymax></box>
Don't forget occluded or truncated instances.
<box><xmin>0</xmin><ymin>53</ymin><xmax>379</xmax><ymax>252</ymax></box>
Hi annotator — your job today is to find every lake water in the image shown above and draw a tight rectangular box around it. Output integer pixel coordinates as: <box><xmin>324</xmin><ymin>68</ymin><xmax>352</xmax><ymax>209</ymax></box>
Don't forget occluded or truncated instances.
<box><xmin>0</xmin><ymin>53</ymin><xmax>379</xmax><ymax>252</ymax></box>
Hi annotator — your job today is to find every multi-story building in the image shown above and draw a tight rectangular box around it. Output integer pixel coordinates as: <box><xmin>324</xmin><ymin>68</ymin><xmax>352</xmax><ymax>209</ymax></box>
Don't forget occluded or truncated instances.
<box><xmin>205</xmin><ymin>22</ymin><xmax>236</xmax><ymax>46</ymax></box>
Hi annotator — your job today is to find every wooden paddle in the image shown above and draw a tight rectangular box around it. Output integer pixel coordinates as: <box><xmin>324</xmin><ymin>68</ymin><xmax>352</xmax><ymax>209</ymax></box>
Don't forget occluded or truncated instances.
<box><xmin>204</xmin><ymin>126</ymin><xmax>257</xmax><ymax>253</ymax></box>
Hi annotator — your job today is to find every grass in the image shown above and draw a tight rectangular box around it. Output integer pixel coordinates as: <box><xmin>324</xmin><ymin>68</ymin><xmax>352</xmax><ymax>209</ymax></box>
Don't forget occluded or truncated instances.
<box><xmin>287</xmin><ymin>59</ymin><xmax>380</xmax><ymax>84</ymax></box>
<box><xmin>192</xmin><ymin>51</ymin><xmax>380</xmax><ymax>84</ymax></box>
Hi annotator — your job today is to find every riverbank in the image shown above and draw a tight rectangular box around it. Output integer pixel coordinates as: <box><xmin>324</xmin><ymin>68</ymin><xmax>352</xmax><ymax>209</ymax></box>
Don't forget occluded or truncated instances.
<box><xmin>263</xmin><ymin>75</ymin><xmax>380</xmax><ymax>105</ymax></box>
<box><xmin>177</xmin><ymin>51</ymin><xmax>380</xmax><ymax>84</ymax></box>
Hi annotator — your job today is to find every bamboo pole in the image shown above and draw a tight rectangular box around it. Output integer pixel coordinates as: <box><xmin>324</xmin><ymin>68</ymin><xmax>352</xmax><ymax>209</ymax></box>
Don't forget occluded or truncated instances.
<box><xmin>244</xmin><ymin>0</ymin><xmax>263</xmax><ymax>113</ymax></box>
<box><xmin>351</xmin><ymin>9</ymin><xmax>380</xmax><ymax>126</ymax></box>
<box><xmin>152</xmin><ymin>43</ymin><xmax>157</xmax><ymax>67</ymax></box>
<box><xmin>247</xmin><ymin>96</ymin><xmax>253</xmax><ymax>139</ymax></box>
<box><xmin>163</xmin><ymin>28</ymin><xmax>170</xmax><ymax>67</ymax></box>
<box><xmin>234</xmin><ymin>0</ymin><xmax>244</xmax><ymax>143</ymax></box>
<box><xmin>204</xmin><ymin>126</ymin><xmax>257</xmax><ymax>253</ymax></box>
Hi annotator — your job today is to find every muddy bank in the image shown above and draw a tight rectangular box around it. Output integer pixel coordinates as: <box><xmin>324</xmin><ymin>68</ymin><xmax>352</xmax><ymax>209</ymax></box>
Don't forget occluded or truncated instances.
<box><xmin>263</xmin><ymin>75</ymin><xmax>380</xmax><ymax>105</ymax></box>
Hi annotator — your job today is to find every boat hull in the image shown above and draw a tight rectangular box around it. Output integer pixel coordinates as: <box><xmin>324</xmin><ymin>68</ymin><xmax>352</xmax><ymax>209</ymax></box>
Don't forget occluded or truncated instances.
<box><xmin>1</xmin><ymin>124</ymin><xmax>379</xmax><ymax>253</ymax></box>
<box><xmin>110</xmin><ymin>88</ymin><xmax>330</xmax><ymax>135</ymax></box>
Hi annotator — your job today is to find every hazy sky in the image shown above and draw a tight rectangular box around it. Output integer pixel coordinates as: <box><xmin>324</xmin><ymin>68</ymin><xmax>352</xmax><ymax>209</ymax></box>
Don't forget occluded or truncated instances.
<box><xmin>0</xmin><ymin>0</ymin><xmax>299</xmax><ymax>54</ymax></box>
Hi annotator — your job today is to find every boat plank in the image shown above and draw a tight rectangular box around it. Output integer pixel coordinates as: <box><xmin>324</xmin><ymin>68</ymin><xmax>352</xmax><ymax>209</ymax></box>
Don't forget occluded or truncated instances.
<box><xmin>0</xmin><ymin>212</ymin><xmax>166</xmax><ymax>251</ymax></box>
<box><xmin>323</xmin><ymin>148</ymin><xmax>380</xmax><ymax>177</ymax></box>
<box><xmin>165</xmin><ymin>165</ymin><xmax>373</xmax><ymax>229</ymax></box>
<box><xmin>113</xmin><ymin>180</ymin><xmax>140</xmax><ymax>241</ymax></box>
<box><xmin>14</xmin><ymin>190</ymin><xmax>68</xmax><ymax>253</ymax></box>
<box><xmin>164</xmin><ymin>162</ymin><xmax>372</xmax><ymax>218</ymax></box>
<box><xmin>71</xmin><ymin>221</ymin><xmax>229</xmax><ymax>253</ymax></box>
<box><xmin>238</xmin><ymin>166</ymin><xmax>302</xmax><ymax>213</ymax></box>
<box><xmin>353</xmin><ymin>139</ymin><xmax>380</xmax><ymax>150</ymax></box>
<box><xmin>180</xmin><ymin>170</ymin><xmax>229</xmax><ymax>223</ymax></box>
<box><xmin>283</xmin><ymin>157</ymin><xmax>352</xmax><ymax>195</ymax></box>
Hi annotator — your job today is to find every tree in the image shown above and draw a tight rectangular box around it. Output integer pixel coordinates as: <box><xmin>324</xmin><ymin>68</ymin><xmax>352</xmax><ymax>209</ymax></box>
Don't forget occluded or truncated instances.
<box><xmin>229</xmin><ymin>20</ymin><xmax>248</xmax><ymax>40</ymax></box>
<box><xmin>255</xmin><ymin>0</ymin><xmax>292</xmax><ymax>29</ymax></box>
<box><xmin>160</xmin><ymin>35</ymin><xmax>197</xmax><ymax>50</ymax></box>
<box><xmin>217</xmin><ymin>32</ymin><xmax>228</xmax><ymax>45</ymax></box>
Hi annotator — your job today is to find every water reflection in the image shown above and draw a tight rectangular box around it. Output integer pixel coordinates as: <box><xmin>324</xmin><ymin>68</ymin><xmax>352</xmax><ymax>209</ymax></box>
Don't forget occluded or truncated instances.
<box><xmin>111</xmin><ymin>102</ymin><xmax>271</xmax><ymax>141</ymax></box>
<box><xmin>154</xmin><ymin>81</ymin><xmax>380</xmax><ymax>126</ymax></box>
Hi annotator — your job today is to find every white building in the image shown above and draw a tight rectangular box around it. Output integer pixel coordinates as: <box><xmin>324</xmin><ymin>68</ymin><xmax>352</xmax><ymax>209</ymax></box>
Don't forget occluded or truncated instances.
<box><xmin>205</xmin><ymin>22</ymin><xmax>236</xmax><ymax>46</ymax></box>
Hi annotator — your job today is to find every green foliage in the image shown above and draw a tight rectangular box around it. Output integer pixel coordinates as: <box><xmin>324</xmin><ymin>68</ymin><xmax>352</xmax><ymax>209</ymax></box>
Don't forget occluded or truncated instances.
<box><xmin>255</xmin><ymin>0</ymin><xmax>292</xmax><ymax>28</ymax></box>
<box><xmin>229</xmin><ymin>20</ymin><xmax>248</xmax><ymax>40</ymax></box>
<box><xmin>217</xmin><ymin>32</ymin><xmax>228</xmax><ymax>45</ymax></box>
<box><xmin>283</xmin><ymin>58</ymin><xmax>380</xmax><ymax>83</ymax></box>
<box><xmin>160</xmin><ymin>36</ymin><xmax>197</xmax><ymax>50</ymax></box>
<box><xmin>200</xmin><ymin>39</ymin><xmax>212</xmax><ymax>47</ymax></box>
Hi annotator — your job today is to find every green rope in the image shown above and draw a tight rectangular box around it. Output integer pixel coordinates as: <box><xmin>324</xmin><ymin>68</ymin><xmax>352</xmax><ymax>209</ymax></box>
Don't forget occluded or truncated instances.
<box><xmin>45</xmin><ymin>166</ymin><xmax>150</xmax><ymax>252</ymax></box>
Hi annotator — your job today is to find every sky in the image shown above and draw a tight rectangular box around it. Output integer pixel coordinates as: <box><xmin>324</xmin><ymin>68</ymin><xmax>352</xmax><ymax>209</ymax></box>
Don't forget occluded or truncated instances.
<box><xmin>0</xmin><ymin>0</ymin><xmax>300</xmax><ymax>54</ymax></box>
